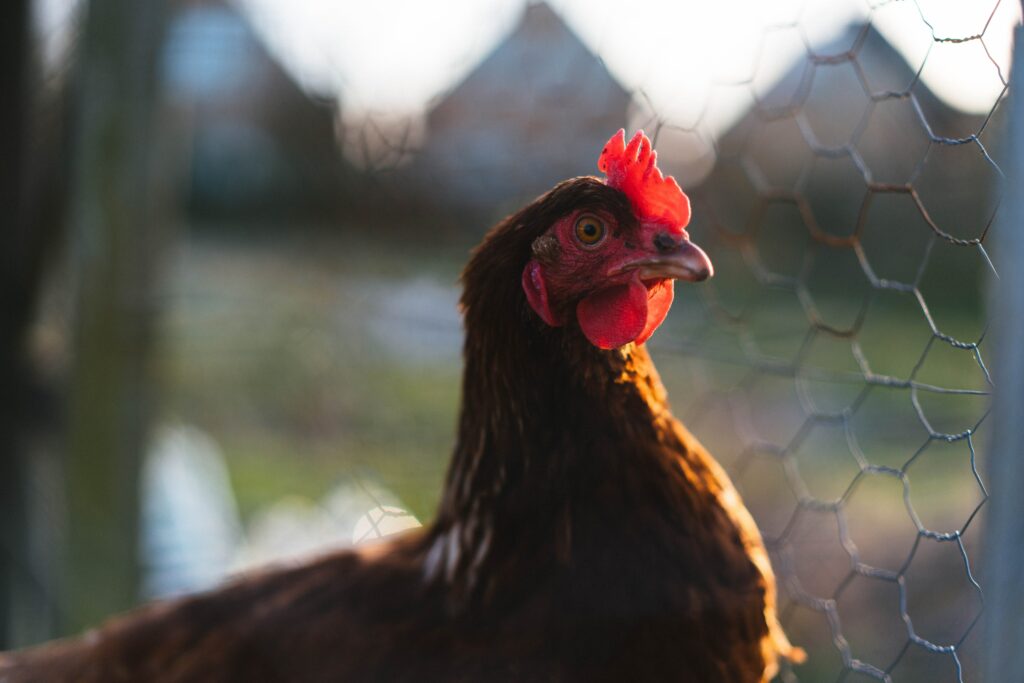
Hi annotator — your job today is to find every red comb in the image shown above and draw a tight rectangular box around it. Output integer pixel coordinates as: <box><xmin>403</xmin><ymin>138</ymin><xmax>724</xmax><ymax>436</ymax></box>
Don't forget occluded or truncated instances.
<box><xmin>598</xmin><ymin>129</ymin><xmax>691</xmax><ymax>235</ymax></box>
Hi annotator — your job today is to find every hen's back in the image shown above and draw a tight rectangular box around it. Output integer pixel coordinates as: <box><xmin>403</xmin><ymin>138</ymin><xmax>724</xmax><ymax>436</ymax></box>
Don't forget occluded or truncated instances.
<box><xmin>0</xmin><ymin>539</ymin><xmax>439</xmax><ymax>683</ymax></box>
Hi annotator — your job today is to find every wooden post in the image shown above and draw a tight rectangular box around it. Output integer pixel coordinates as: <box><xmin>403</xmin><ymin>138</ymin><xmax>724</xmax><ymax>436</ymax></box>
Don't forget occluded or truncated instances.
<box><xmin>64</xmin><ymin>0</ymin><xmax>168</xmax><ymax>634</ymax></box>
<box><xmin>983</xmin><ymin>19</ymin><xmax>1024</xmax><ymax>683</ymax></box>
<box><xmin>0</xmin><ymin>0</ymin><xmax>31</xmax><ymax>651</ymax></box>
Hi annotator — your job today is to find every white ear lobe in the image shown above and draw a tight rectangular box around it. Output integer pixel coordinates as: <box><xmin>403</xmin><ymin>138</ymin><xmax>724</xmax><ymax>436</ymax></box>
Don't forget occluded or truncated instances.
<box><xmin>521</xmin><ymin>260</ymin><xmax>562</xmax><ymax>327</ymax></box>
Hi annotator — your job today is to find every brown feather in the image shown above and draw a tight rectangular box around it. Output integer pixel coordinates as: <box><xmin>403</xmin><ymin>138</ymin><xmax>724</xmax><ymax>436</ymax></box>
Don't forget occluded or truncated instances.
<box><xmin>0</xmin><ymin>177</ymin><xmax>801</xmax><ymax>682</ymax></box>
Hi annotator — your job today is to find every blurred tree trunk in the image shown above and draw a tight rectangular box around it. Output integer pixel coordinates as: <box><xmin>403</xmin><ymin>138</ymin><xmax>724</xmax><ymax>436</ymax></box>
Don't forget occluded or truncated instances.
<box><xmin>0</xmin><ymin>0</ymin><xmax>33</xmax><ymax>651</ymax></box>
<box><xmin>0</xmin><ymin>0</ymin><xmax>77</xmax><ymax>648</ymax></box>
<box><xmin>64</xmin><ymin>0</ymin><xmax>169</xmax><ymax>634</ymax></box>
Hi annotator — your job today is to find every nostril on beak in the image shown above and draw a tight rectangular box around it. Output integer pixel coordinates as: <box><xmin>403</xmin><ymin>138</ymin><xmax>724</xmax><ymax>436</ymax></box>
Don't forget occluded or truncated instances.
<box><xmin>654</xmin><ymin>233</ymin><xmax>680</xmax><ymax>254</ymax></box>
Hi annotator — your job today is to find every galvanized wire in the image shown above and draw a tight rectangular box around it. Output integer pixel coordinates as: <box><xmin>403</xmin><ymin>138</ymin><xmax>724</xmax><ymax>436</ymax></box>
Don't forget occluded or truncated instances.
<box><xmin>643</xmin><ymin>2</ymin><xmax>1012</xmax><ymax>681</ymax></box>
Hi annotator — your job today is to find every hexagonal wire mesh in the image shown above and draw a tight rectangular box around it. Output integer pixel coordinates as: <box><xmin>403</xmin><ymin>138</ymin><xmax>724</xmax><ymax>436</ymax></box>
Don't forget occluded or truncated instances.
<box><xmin>632</xmin><ymin>2</ymin><xmax>1016</xmax><ymax>681</ymax></box>
<box><xmin>19</xmin><ymin>0</ymin><xmax>1012</xmax><ymax>675</ymax></box>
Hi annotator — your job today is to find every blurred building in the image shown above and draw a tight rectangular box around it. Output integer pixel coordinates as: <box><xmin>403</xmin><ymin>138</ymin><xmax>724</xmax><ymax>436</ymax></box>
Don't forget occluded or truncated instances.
<box><xmin>411</xmin><ymin>2</ymin><xmax>630</xmax><ymax>216</ymax></box>
<box><xmin>162</xmin><ymin>0</ymin><xmax>347</xmax><ymax>222</ymax></box>
<box><xmin>717</xmin><ymin>23</ymin><xmax>992</xmax><ymax>176</ymax></box>
<box><xmin>700</xmin><ymin>23</ymin><xmax>1002</xmax><ymax>301</ymax></box>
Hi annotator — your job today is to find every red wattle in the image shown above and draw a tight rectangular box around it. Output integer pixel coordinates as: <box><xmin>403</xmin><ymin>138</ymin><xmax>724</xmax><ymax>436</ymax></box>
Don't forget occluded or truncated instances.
<box><xmin>635</xmin><ymin>279</ymin><xmax>674</xmax><ymax>346</ymax></box>
<box><xmin>576</xmin><ymin>280</ymin><xmax>648</xmax><ymax>350</ymax></box>
<box><xmin>576</xmin><ymin>278</ymin><xmax>676</xmax><ymax>349</ymax></box>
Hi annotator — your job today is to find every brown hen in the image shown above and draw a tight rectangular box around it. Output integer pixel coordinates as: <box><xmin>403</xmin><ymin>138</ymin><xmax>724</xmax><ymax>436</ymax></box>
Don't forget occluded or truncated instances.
<box><xmin>0</xmin><ymin>130</ymin><xmax>802</xmax><ymax>682</ymax></box>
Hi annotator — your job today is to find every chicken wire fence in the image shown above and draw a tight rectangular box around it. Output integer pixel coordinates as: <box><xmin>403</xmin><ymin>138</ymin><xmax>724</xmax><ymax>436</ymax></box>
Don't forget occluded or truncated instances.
<box><xmin>113</xmin><ymin>4</ymin><xmax>1017</xmax><ymax>679</ymax></box>
<box><xmin>341</xmin><ymin>1</ymin><xmax>1016</xmax><ymax>674</ymax></box>
<box><xmin>5</xmin><ymin>1</ymin><xmax>1021</xmax><ymax>681</ymax></box>
<box><xmin>629</xmin><ymin>3</ymin><xmax>1015</xmax><ymax>682</ymax></box>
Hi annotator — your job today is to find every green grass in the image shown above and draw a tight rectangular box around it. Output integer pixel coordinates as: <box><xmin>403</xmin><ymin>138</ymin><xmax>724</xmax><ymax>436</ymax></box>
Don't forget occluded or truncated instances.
<box><xmin>155</xmin><ymin>234</ymin><xmax>465</xmax><ymax>522</ymax></box>
<box><xmin>156</xmin><ymin>233</ymin><xmax>988</xmax><ymax>526</ymax></box>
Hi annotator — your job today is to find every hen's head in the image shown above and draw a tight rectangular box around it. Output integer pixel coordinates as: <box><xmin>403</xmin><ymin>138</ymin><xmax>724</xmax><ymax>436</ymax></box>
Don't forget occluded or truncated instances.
<box><xmin>521</xmin><ymin>129</ymin><xmax>713</xmax><ymax>349</ymax></box>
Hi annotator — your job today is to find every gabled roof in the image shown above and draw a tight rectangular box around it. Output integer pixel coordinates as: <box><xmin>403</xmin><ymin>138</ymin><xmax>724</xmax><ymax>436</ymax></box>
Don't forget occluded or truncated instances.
<box><xmin>428</xmin><ymin>2</ymin><xmax>629</xmax><ymax>127</ymax></box>
<box><xmin>719</xmin><ymin>23</ymin><xmax>987</xmax><ymax>155</ymax></box>
<box><xmin>416</xmin><ymin>2</ymin><xmax>631</xmax><ymax>213</ymax></box>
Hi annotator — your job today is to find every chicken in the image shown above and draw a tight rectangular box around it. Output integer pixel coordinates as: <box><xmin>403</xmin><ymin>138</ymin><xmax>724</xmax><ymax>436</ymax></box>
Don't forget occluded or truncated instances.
<box><xmin>0</xmin><ymin>129</ymin><xmax>803</xmax><ymax>682</ymax></box>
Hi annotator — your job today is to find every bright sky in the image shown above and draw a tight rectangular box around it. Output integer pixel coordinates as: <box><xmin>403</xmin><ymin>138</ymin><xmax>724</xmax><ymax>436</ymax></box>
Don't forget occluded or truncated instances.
<box><xmin>35</xmin><ymin>0</ymin><xmax>1023</xmax><ymax>135</ymax></box>
<box><xmin>235</xmin><ymin>0</ymin><xmax>1022</xmax><ymax>133</ymax></box>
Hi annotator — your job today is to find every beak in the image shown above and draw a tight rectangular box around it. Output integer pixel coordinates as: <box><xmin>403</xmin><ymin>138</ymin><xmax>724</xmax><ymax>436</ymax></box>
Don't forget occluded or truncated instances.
<box><xmin>614</xmin><ymin>239</ymin><xmax>714</xmax><ymax>283</ymax></box>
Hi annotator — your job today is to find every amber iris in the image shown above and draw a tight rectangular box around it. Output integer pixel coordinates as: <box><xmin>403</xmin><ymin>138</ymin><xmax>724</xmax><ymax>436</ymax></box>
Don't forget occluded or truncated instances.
<box><xmin>574</xmin><ymin>214</ymin><xmax>606</xmax><ymax>246</ymax></box>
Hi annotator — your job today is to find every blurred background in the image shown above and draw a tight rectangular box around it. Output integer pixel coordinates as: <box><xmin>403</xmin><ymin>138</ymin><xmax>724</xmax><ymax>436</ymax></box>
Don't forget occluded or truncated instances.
<box><xmin>2</xmin><ymin>0</ymin><xmax>1020</xmax><ymax>680</ymax></box>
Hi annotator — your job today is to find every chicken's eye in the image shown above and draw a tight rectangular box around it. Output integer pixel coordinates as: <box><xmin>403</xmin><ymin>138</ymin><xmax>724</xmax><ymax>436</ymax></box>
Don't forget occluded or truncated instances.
<box><xmin>574</xmin><ymin>214</ymin><xmax>606</xmax><ymax>247</ymax></box>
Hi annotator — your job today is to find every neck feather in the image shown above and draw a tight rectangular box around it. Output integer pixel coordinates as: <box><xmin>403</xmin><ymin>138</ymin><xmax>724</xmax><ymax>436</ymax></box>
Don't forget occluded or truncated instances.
<box><xmin>424</xmin><ymin>240</ymin><xmax>680</xmax><ymax>598</ymax></box>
